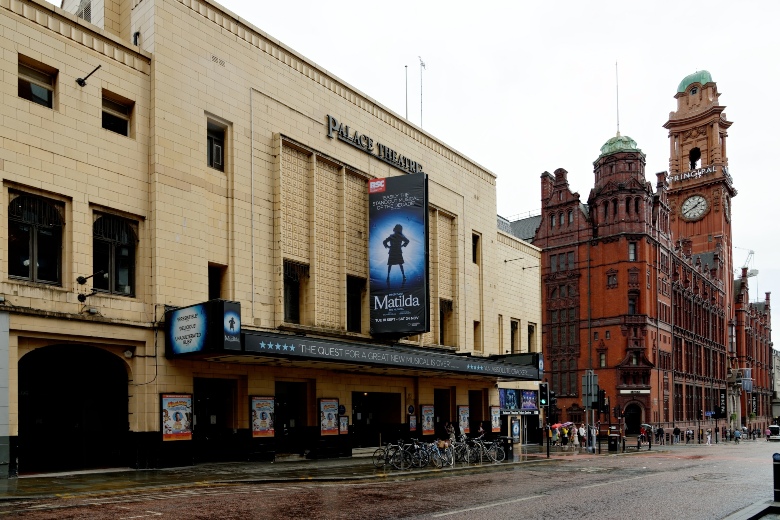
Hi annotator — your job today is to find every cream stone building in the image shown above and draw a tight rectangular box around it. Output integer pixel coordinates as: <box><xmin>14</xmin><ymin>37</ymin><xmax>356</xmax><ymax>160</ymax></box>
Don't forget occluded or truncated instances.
<box><xmin>0</xmin><ymin>0</ymin><xmax>541</xmax><ymax>476</ymax></box>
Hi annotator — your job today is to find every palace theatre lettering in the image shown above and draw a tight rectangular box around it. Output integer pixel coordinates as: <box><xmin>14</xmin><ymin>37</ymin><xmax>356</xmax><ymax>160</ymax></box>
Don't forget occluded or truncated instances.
<box><xmin>326</xmin><ymin>115</ymin><xmax>424</xmax><ymax>175</ymax></box>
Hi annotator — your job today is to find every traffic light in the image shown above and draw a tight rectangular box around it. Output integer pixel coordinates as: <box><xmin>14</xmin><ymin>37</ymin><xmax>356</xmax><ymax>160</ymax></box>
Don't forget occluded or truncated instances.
<box><xmin>598</xmin><ymin>389</ymin><xmax>607</xmax><ymax>413</ymax></box>
<box><xmin>539</xmin><ymin>383</ymin><xmax>549</xmax><ymax>407</ymax></box>
<box><xmin>549</xmin><ymin>390</ymin><xmax>557</xmax><ymax>407</ymax></box>
<box><xmin>698</xmin><ymin>409</ymin><xmax>703</xmax><ymax>420</ymax></box>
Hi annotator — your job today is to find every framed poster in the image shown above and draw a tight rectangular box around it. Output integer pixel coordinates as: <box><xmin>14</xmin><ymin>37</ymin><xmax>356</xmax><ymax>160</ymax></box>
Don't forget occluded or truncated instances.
<box><xmin>409</xmin><ymin>414</ymin><xmax>417</xmax><ymax>432</ymax></box>
<box><xmin>250</xmin><ymin>396</ymin><xmax>275</xmax><ymax>438</ymax></box>
<box><xmin>339</xmin><ymin>416</ymin><xmax>349</xmax><ymax>434</ymax></box>
<box><xmin>521</xmin><ymin>390</ymin><xmax>538</xmax><ymax>411</ymax></box>
<box><xmin>161</xmin><ymin>393</ymin><xmax>193</xmax><ymax>441</ymax></box>
<box><xmin>458</xmin><ymin>405</ymin><xmax>470</xmax><ymax>434</ymax></box>
<box><xmin>319</xmin><ymin>398</ymin><xmax>339</xmax><ymax>436</ymax></box>
<box><xmin>490</xmin><ymin>406</ymin><xmax>501</xmax><ymax>433</ymax></box>
<box><xmin>421</xmin><ymin>405</ymin><xmax>435</xmax><ymax>435</ymax></box>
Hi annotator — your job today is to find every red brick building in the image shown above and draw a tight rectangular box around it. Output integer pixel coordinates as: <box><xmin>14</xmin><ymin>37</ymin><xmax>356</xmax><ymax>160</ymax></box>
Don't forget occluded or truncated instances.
<box><xmin>513</xmin><ymin>71</ymin><xmax>772</xmax><ymax>434</ymax></box>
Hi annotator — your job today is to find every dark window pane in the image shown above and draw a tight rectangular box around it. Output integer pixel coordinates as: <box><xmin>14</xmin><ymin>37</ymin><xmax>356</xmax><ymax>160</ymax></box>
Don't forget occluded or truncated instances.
<box><xmin>102</xmin><ymin>111</ymin><xmax>128</xmax><ymax>136</ymax></box>
<box><xmin>18</xmin><ymin>79</ymin><xmax>53</xmax><ymax>108</ymax></box>
<box><xmin>35</xmin><ymin>226</ymin><xmax>61</xmax><ymax>283</ymax></box>
<box><xmin>115</xmin><ymin>244</ymin><xmax>133</xmax><ymax>295</ymax></box>
<box><xmin>8</xmin><ymin>221</ymin><xmax>31</xmax><ymax>279</ymax></box>
<box><xmin>93</xmin><ymin>239</ymin><xmax>111</xmax><ymax>291</ymax></box>
<box><xmin>284</xmin><ymin>278</ymin><xmax>300</xmax><ymax>323</ymax></box>
<box><xmin>346</xmin><ymin>276</ymin><xmax>364</xmax><ymax>333</ymax></box>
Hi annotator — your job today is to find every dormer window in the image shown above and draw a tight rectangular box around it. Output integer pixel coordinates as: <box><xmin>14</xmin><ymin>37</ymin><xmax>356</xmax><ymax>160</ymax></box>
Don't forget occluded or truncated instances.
<box><xmin>690</xmin><ymin>87</ymin><xmax>698</xmax><ymax>95</ymax></box>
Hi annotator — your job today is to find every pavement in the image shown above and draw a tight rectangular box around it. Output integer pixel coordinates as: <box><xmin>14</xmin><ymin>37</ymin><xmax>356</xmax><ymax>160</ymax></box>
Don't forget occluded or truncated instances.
<box><xmin>0</xmin><ymin>438</ymin><xmax>706</xmax><ymax>501</ymax></box>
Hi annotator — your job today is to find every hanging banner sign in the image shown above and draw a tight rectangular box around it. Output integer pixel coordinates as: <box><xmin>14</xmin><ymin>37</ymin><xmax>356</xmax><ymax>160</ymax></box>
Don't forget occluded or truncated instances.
<box><xmin>368</xmin><ymin>173</ymin><xmax>430</xmax><ymax>335</ymax></box>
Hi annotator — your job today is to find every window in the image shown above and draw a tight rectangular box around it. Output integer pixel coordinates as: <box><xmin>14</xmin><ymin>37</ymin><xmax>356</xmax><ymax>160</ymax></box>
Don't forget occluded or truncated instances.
<box><xmin>18</xmin><ymin>57</ymin><xmax>56</xmax><ymax>109</ymax></box>
<box><xmin>558</xmin><ymin>254</ymin><xmax>565</xmax><ymax>272</ymax></box>
<box><xmin>594</xmin><ymin>331</ymin><xmax>599</xmax><ymax>340</ymax></box>
<box><xmin>471</xmin><ymin>233</ymin><xmax>480</xmax><ymax>264</ymax></box>
<box><xmin>208</xmin><ymin>264</ymin><xmax>226</xmax><ymax>300</ymax></box>
<box><xmin>498</xmin><ymin>314</ymin><xmax>503</xmax><ymax>352</ymax></box>
<box><xmin>93</xmin><ymin>214</ymin><xmax>137</xmax><ymax>296</ymax></box>
<box><xmin>559</xmin><ymin>213</ymin><xmax>564</xmax><ymax>227</ymax></box>
<box><xmin>628</xmin><ymin>242</ymin><xmax>637</xmax><ymax>261</ymax></box>
<box><xmin>283</xmin><ymin>260</ymin><xmax>309</xmax><ymax>324</ymax></box>
<box><xmin>207</xmin><ymin>120</ymin><xmax>226</xmax><ymax>171</ymax></box>
<box><xmin>551</xmin><ymin>310</ymin><xmax>559</xmax><ymax>323</ymax></box>
<box><xmin>550</xmin><ymin>254</ymin><xmax>557</xmax><ymax>273</ymax></box>
<box><xmin>568</xmin><ymin>210</ymin><xmax>573</xmax><ymax>224</ymax></box>
<box><xmin>346</xmin><ymin>276</ymin><xmax>365</xmax><ymax>333</ymax></box>
<box><xmin>510</xmin><ymin>319</ymin><xmax>520</xmax><ymax>353</ymax></box>
<box><xmin>690</xmin><ymin>87</ymin><xmax>698</xmax><ymax>95</ymax></box>
<box><xmin>527</xmin><ymin>323</ymin><xmax>536</xmax><ymax>351</ymax></box>
<box><xmin>599</xmin><ymin>352</ymin><xmax>606</xmax><ymax>368</ymax></box>
<box><xmin>628</xmin><ymin>294</ymin><xmax>638</xmax><ymax>315</ymax></box>
<box><xmin>550</xmin><ymin>214</ymin><xmax>555</xmax><ymax>229</ymax></box>
<box><xmin>102</xmin><ymin>91</ymin><xmax>133</xmax><ymax>137</ymax></box>
<box><xmin>440</xmin><ymin>299</ymin><xmax>454</xmax><ymax>346</ymax></box>
<box><xmin>8</xmin><ymin>192</ymin><xmax>64</xmax><ymax>285</ymax></box>
<box><xmin>605</xmin><ymin>330</ymin><xmax>611</xmax><ymax>339</ymax></box>
<box><xmin>607</xmin><ymin>271</ymin><xmax>617</xmax><ymax>288</ymax></box>
<box><xmin>568</xmin><ymin>252</ymin><xmax>574</xmax><ymax>270</ymax></box>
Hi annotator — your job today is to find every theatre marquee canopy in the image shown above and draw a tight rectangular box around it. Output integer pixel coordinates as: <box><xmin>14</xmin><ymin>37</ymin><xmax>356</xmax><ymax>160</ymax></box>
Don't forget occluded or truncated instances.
<box><xmin>164</xmin><ymin>301</ymin><xmax>540</xmax><ymax>380</ymax></box>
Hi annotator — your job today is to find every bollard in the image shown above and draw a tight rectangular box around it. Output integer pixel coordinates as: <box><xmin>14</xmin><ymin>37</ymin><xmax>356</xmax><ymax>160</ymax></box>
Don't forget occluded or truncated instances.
<box><xmin>774</xmin><ymin>453</ymin><xmax>780</xmax><ymax>502</ymax></box>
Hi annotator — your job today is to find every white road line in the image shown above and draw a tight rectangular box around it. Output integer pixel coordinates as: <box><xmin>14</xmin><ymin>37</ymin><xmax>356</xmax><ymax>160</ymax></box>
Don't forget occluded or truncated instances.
<box><xmin>432</xmin><ymin>495</ymin><xmax>541</xmax><ymax>517</ymax></box>
<box><xmin>581</xmin><ymin>475</ymin><xmax>646</xmax><ymax>489</ymax></box>
<box><xmin>119</xmin><ymin>512</ymin><xmax>162</xmax><ymax>519</ymax></box>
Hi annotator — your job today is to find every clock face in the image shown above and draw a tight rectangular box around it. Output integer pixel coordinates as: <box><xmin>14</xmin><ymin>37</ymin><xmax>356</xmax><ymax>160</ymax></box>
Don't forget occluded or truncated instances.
<box><xmin>681</xmin><ymin>195</ymin><xmax>708</xmax><ymax>221</ymax></box>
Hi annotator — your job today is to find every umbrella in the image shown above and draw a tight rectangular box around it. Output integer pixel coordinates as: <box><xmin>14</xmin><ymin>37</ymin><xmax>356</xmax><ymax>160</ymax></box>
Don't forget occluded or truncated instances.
<box><xmin>551</xmin><ymin>423</ymin><xmax>562</xmax><ymax>429</ymax></box>
<box><xmin>562</xmin><ymin>421</ymin><xmax>574</xmax><ymax>427</ymax></box>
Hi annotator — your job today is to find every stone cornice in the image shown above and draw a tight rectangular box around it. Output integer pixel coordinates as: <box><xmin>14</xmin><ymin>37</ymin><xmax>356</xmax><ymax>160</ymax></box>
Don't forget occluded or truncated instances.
<box><xmin>3</xmin><ymin>0</ymin><xmax>151</xmax><ymax>74</ymax></box>
<box><xmin>184</xmin><ymin>0</ymin><xmax>496</xmax><ymax>184</ymax></box>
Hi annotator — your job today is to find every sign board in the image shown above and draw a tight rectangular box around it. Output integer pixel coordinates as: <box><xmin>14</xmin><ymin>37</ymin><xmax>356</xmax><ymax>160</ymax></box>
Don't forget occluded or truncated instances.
<box><xmin>165</xmin><ymin>299</ymin><xmax>241</xmax><ymax>356</ymax></box>
<box><xmin>250</xmin><ymin>397</ymin><xmax>274</xmax><ymax>438</ymax></box>
<box><xmin>368</xmin><ymin>173</ymin><xmax>430</xmax><ymax>335</ymax></box>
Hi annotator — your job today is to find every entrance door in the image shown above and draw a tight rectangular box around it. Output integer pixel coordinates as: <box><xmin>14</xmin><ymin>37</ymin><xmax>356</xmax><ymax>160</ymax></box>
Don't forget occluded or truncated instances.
<box><xmin>193</xmin><ymin>378</ymin><xmax>238</xmax><ymax>461</ymax></box>
<box><xmin>624</xmin><ymin>403</ymin><xmax>642</xmax><ymax>434</ymax></box>
<box><xmin>351</xmin><ymin>392</ymin><xmax>401</xmax><ymax>447</ymax></box>
<box><xmin>19</xmin><ymin>345</ymin><xmax>128</xmax><ymax>474</ymax></box>
<box><xmin>275</xmin><ymin>381</ymin><xmax>309</xmax><ymax>454</ymax></box>
<box><xmin>434</xmin><ymin>388</ymin><xmax>453</xmax><ymax>437</ymax></box>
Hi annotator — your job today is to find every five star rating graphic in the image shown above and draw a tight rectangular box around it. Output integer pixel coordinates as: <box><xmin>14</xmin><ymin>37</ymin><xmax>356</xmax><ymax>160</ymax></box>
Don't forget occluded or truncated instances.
<box><xmin>256</xmin><ymin>341</ymin><xmax>296</xmax><ymax>352</ymax></box>
<box><xmin>466</xmin><ymin>364</ymin><xmax>485</xmax><ymax>371</ymax></box>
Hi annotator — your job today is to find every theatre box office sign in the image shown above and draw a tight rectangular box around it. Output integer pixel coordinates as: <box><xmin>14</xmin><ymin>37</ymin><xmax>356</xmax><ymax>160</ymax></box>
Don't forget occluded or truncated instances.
<box><xmin>165</xmin><ymin>299</ymin><xmax>242</xmax><ymax>356</ymax></box>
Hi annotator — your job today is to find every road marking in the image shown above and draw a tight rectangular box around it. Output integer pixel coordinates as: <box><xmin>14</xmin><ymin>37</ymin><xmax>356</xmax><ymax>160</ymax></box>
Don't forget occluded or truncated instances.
<box><xmin>119</xmin><ymin>512</ymin><xmax>162</xmax><ymax>519</ymax></box>
<box><xmin>432</xmin><ymin>495</ymin><xmax>541</xmax><ymax>517</ymax></box>
<box><xmin>582</xmin><ymin>475</ymin><xmax>646</xmax><ymax>488</ymax></box>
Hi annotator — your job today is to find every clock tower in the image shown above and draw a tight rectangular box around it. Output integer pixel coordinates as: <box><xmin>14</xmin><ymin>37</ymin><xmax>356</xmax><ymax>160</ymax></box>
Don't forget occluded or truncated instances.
<box><xmin>664</xmin><ymin>70</ymin><xmax>736</xmax><ymax>302</ymax></box>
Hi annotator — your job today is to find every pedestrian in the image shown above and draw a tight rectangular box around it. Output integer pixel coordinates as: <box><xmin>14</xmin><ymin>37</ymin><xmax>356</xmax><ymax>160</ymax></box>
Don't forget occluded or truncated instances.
<box><xmin>659</xmin><ymin>426</ymin><xmax>665</xmax><ymax>445</ymax></box>
<box><xmin>579</xmin><ymin>424</ymin><xmax>586</xmax><ymax>449</ymax></box>
<box><xmin>673</xmin><ymin>426</ymin><xmax>680</xmax><ymax>444</ymax></box>
<box><xmin>552</xmin><ymin>426</ymin><xmax>559</xmax><ymax>446</ymax></box>
<box><xmin>767</xmin><ymin>427</ymin><xmax>772</xmax><ymax>441</ymax></box>
<box><xmin>572</xmin><ymin>427</ymin><xmax>580</xmax><ymax>449</ymax></box>
<box><xmin>706</xmin><ymin>429</ymin><xmax>712</xmax><ymax>446</ymax></box>
<box><xmin>561</xmin><ymin>426</ymin><xmax>569</xmax><ymax>449</ymax></box>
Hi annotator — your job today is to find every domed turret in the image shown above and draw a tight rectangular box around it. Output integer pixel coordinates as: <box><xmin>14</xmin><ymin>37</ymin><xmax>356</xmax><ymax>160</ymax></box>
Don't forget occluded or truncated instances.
<box><xmin>677</xmin><ymin>70</ymin><xmax>713</xmax><ymax>93</ymax></box>
<box><xmin>597</xmin><ymin>133</ymin><xmax>645</xmax><ymax>160</ymax></box>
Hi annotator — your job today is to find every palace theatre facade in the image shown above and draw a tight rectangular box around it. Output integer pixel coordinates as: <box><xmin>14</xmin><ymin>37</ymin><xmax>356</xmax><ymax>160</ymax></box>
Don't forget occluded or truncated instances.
<box><xmin>0</xmin><ymin>0</ymin><xmax>541</xmax><ymax>476</ymax></box>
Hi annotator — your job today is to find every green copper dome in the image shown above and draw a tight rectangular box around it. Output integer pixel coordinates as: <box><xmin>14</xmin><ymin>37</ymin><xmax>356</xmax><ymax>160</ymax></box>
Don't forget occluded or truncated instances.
<box><xmin>677</xmin><ymin>70</ymin><xmax>713</xmax><ymax>93</ymax></box>
<box><xmin>598</xmin><ymin>133</ymin><xmax>644</xmax><ymax>159</ymax></box>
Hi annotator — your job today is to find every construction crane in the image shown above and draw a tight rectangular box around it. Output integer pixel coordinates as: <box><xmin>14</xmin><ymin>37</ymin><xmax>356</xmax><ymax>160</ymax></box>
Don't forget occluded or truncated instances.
<box><xmin>734</xmin><ymin>247</ymin><xmax>758</xmax><ymax>278</ymax></box>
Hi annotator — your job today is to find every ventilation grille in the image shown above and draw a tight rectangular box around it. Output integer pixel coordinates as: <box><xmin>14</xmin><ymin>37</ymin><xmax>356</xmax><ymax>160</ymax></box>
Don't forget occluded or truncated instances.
<box><xmin>76</xmin><ymin>0</ymin><xmax>92</xmax><ymax>23</ymax></box>
<box><xmin>211</xmin><ymin>55</ymin><xmax>225</xmax><ymax>67</ymax></box>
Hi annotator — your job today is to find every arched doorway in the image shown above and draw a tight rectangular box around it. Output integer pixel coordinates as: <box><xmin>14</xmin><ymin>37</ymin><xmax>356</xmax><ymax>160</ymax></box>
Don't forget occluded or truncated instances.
<box><xmin>624</xmin><ymin>403</ymin><xmax>643</xmax><ymax>434</ymax></box>
<box><xmin>19</xmin><ymin>345</ymin><xmax>129</xmax><ymax>473</ymax></box>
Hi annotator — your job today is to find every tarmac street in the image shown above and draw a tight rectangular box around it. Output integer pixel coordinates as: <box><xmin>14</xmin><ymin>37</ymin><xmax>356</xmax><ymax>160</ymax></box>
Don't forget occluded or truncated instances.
<box><xmin>1</xmin><ymin>439</ymin><xmax>778</xmax><ymax>519</ymax></box>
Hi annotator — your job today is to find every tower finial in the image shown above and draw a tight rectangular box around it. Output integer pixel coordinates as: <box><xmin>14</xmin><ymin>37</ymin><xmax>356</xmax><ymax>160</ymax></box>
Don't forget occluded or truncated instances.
<box><xmin>615</xmin><ymin>61</ymin><xmax>620</xmax><ymax>137</ymax></box>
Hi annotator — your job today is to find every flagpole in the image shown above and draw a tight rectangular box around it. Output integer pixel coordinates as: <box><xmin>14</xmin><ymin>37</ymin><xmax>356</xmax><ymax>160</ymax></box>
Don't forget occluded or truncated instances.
<box><xmin>419</xmin><ymin>56</ymin><xmax>426</xmax><ymax>128</ymax></box>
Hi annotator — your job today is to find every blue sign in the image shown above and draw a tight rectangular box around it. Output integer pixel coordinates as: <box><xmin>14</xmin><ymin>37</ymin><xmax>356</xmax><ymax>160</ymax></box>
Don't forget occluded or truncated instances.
<box><xmin>166</xmin><ymin>299</ymin><xmax>241</xmax><ymax>356</ymax></box>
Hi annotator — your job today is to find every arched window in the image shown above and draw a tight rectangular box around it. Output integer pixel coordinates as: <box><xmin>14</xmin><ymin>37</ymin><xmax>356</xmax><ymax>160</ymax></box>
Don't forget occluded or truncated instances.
<box><xmin>603</xmin><ymin>201</ymin><xmax>609</xmax><ymax>220</ymax></box>
<box><xmin>568</xmin><ymin>210</ymin><xmax>573</xmax><ymax>224</ymax></box>
<box><xmin>559</xmin><ymin>213</ymin><xmax>564</xmax><ymax>227</ymax></box>
<box><xmin>635</xmin><ymin>197</ymin><xmax>640</xmax><ymax>214</ymax></box>
<box><xmin>550</xmin><ymin>214</ymin><xmax>555</xmax><ymax>229</ymax></box>
<box><xmin>8</xmin><ymin>192</ymin><xmax>64</xmax><ymax>284</ymax></box>
<box><xmin>93</xmin><ymin>214</ymin><xmax>138</xmax><ymax>296</ymax></box>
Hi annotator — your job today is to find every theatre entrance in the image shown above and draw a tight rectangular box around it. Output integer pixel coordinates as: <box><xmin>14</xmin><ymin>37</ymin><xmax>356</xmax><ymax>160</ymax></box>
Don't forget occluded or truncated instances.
<box><xmin>193</xmin><ymin>378</ymin><xmax>238</xmax><ymax>461</ymax></box>
<box><xmin>274</xmin><ymin>381</ymin><xmax>309</xmax><ymax>454</ymax></box>
<box><xmin>351</xmin><ymin>391</ymin><xmax>401</xmax><ymax>447</ymax></box>
<box><xmin>18</xmin><ymin>345</ymin><xmax>129</xmax><ymax>474</ymax></box>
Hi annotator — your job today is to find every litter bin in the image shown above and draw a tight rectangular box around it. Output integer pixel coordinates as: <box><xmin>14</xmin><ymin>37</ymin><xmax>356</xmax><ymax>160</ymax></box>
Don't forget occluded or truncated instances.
<box><xmin>608</xmin><ymin>434</ymin><xmax>619</xmax><ymax>452</ymax></box>
<box><xmin>501</xmin><ymin>436</ymin><xmax>513</xmax><ymax>459</ymax></box>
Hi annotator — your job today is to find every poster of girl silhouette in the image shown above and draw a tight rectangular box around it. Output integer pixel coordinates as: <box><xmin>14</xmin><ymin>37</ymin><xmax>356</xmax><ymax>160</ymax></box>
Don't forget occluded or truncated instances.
<box><xmin>368</xmin><ymin>173</ymin><xmax>429</xmax><ymax>335</ymax></box>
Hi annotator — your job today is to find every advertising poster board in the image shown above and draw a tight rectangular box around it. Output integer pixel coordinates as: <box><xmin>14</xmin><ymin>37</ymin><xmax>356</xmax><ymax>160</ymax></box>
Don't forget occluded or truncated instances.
<box><xmin>339</xmin><ymin>416</ymin><xmax>349</xmax><ymax>434</ymax></box>
<box><xmin>458</xmin><ymin>405</ymin><xmax>470</xmax><ymax>435</ymax></box>
<box><xmin>165</xmin><ymin>299</ymin><xmax>241</xmax><ymax>356</ymax></box>
<box><xmin>319</xmin><ymin>398</ymin><xmax>339</xmax><ymax>436</ymax></box>
<box><xmin>368</xmin><ymin>173</ymin><xmax>429</xmax><ymax>335</ymax></box>
<box><xmin>490</xmin><ymin>406</ymin><xmax>501</xmax><ymax>433</ymax></box>
<box><xmin>250</xmin><ymin>396</ymin><xmax>275</xmax><ymax>438</ymax></box>
<box><xmin>409</xmin><ymin>414</ymin><xmax>417</xmax><ymax>432</ymax></box>
<box><xmin>499</xmin><ymin>388</ymin><xmax>519</xmax><ymax>412</ymax></box>
<box><xmin>521</xmin><ymin>390</ymin><xmax>538</xmax><ymax>411</ymax></box>
<box><xmin>421</xmin><ymin>405</ymin><xmax>435</xmax><ymax>435</ymax></box>
<box><xmin>161</xmin><ymin>393</ymin><xmax>192</xmax><ymax>441</ymax></box>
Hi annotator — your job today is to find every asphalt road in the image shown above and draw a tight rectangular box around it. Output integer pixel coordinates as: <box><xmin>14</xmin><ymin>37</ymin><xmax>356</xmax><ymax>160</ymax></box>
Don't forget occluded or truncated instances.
<box><xmin>3</xmin><ymin>441</ymin><xmax>777</xmax><ymax>519</ymax></box>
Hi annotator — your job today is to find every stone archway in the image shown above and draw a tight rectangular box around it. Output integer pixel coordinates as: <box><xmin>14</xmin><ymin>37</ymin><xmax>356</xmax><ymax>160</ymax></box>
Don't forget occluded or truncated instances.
<box><xmin>624</xmin><ymin>403</ymin><xmax>643</xmax><ymax>434</ymax></box>
<box><xmin>18</xmin><ymin>345</ymin><xmax>129</xmax><ymax>473</ymax></box>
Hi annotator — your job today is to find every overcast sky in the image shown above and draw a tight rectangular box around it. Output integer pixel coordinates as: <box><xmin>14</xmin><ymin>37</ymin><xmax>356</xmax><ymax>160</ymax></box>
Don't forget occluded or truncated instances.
<box><xmin>47</xmin><ymin>1</ymin><xmax>780</xmax><ymax>317</ymax></box>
